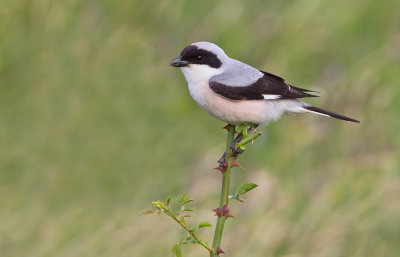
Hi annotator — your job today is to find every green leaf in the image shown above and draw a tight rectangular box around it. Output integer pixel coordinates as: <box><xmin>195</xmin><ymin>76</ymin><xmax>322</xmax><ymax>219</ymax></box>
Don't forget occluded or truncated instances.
<box><xmin>166</xmin><ymin>196</ymin><xmax>171</xmax><ymax>207</ymax></box>
<box><xmin>179</xmin><ymin>193</ymin><xmax>194</xmax><ymax>205</ymax></box>
<box><xmin>236</xmin><ymin>183</ymin><xmax>258</xmax><ymax>195</ymax></box>
<box><xmin>242</xmin><ymin>126</ymin><xmax>248</xmax><ymax>137</ymax></box>
<box><xmin>182</xmin><ymin>199</ymin><xmax>193</xmax><ymax>205</ymax></box>
<box><xmin>172</xmin><ymin>244</ymin><xmax>183</xmax><ymax>257</ymax></box>
<box><xmin>235</xmin><ymin>124</ymin><xmax>243</xmax><ymax>133</ymax></box>
<box><xmin>197</xmin><ymin>222</ymin><xmax>212</xmax><ymax>228</ymax></box>
<box><xmin>183</xmin><ymin>207</ymin><xmax>194</xmax><ymax>212</ymax></box>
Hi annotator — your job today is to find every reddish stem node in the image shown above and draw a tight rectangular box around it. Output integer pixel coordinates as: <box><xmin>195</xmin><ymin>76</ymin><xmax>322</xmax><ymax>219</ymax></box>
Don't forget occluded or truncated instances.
<box><xmin>222</xmin><ymin>205</ymin><xmax>235</xmax><ymax>219</ymax></box>
<box><xmin>213</xmin><ymin>166</ymin><xmax>226</xmax><ymax>174</ymax></box>
<box><xmin>212</xmin><ymin>207</ymin><xmax>223</xmax><ymax>217</ymax></box>
<box><xmin>222</xmin><ymin>124</ymin><xmax>232</xmax><ymax>131</ymax></box>
<box><xmin>216</xmin><ymin>246</ymin><xmax>225</xmax><ymax>254</ymax></box>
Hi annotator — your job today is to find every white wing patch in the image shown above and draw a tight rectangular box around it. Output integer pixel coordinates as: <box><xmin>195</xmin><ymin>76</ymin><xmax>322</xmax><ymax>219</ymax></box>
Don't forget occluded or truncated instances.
<box><xmin>262</xmin><ymin>94</ymin><xmax>281</xmax><ymax>100</ymax></box>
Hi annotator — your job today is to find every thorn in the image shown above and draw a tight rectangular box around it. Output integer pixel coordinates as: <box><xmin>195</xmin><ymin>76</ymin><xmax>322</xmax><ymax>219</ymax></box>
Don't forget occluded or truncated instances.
<box><xmin>216</xmin><ymin>246</ymin><xmax>225</xmax><ymax>254</ymax></box>
<box><xmin>231</xmin><ymin>159</ymin><xmax>244</xmax><ymax>169</ymax></box>
<box><xmin>213</xmin><ymin>166</ymin><xmax>226</xmax><ymax>174</ymax></box>
<box><xmin>225</xmin><ymin>211</ymin><xmax>235</xmax><ymax>219</ymax></box>
<box><xmin>222</xmin><ymin>205</ymin><xmax>235</xmax><ymax>219</ymax></box>
<box><xmin>216</xmin><ymin>158</ymin><xmax>228</xmax><ymax>173</ymax></box>
<box><xmin>222</xmin><ymin>124</ymin><xmax>231</xmax><ymax>131</ymax></box>
<box><xmin>212</xmin><ymin>207</ymin><xmax>223</xmax><ymax>217</ymax></box>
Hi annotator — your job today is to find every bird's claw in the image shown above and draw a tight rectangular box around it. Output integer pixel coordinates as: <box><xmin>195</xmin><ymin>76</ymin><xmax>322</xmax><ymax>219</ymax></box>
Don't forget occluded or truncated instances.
<box><xmin>218</xmin><ymin>152</ymin><xmax>227</xmax><ymax>166</ymax></box>
<box><xmin>216</xmin><ymin>124</ymin><xmax>259</xmax><ymax>173</ymax></box>
<box><xmin>230</xmin><ymin>142</ymin><xmax>244</xmax><ymax>155</ymax></box>
<box><xmin>216</xmin><ymin>152</ymin><xmax>228</xmax><ymax>173</ymax></box>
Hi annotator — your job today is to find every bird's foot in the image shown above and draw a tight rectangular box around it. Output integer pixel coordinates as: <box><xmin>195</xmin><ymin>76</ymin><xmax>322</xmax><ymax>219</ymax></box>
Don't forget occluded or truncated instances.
<box><xmin>216</xmin><ymin>123</ymin><xmax>259</xmax><ymax>173</ymax></box>
<box><xmin>215</xmin><ymin>152</ymin><xmax>228</xmax><ymax>173</ymax></box>
<box><xmin>230</xmin><ymin>135</ymin><xmax>245</xmax><ymax>156</ymax></box>
<box><xmin>215</xmin><ymin>153</ymin><xmax>244</xmax><ymax>173</ymax></box>
<box><xmin>217</xmin><ymin>152</ymin><xmax>227</xmax><ymax>166</ymax></box>
<box><xmin>230</xmin><ymin>123</ymin><xmax>259</xmax><ymax>156</ymax></box>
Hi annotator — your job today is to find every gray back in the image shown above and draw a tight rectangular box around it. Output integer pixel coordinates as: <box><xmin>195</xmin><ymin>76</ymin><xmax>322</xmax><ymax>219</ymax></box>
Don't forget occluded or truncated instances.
<box><xmin>210</xmin><ymin>59</ymin><xmax>263</xmax><ymax>87</ymax></box>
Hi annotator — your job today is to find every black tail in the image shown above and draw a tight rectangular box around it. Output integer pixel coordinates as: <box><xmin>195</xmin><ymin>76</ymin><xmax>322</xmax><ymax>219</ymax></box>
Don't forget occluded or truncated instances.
<box><xmin>304</xmin><ymin>106</ymin><xmax>360</xmax><ymax>123</ymax></box>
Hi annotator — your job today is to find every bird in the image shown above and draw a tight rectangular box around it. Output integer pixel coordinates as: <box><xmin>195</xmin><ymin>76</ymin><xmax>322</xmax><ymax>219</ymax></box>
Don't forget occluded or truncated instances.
<box><xmin>170</xmin><ymin>41</ymin><xmax>359</xmax><ymax>125</ymax></box>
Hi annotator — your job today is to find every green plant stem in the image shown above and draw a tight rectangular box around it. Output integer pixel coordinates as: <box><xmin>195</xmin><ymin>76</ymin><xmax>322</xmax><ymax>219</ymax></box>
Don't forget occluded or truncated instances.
<box><xmin>161</xmin><ymin>206</ymin><xmax>213</xmax><ymax>253</ymax></box>
<box><xmin>173</xmin><ymin>217</ymin><xmax>212</xmax><ymax>253</ymax></box>
<box><xmin>236</xmin><ymin>130</ymin><xmax>261</xmax><ymax>149</ymax></box>
<box><xmin>210</xmin><ymin>125</ymin><xmax>236</xmax><ymax>256</ymax></box>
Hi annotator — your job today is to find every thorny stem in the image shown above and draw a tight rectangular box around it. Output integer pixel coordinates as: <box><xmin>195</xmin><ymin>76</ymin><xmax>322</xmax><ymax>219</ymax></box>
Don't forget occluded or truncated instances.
<box><xmin>211</xmin><ymin>125</ymin><xmax>236</xmax><ymax>256</ymax></box>
<box><xmin>151</xmin><ymin>124</ymin><xmax>261</xmax><ymax>256</ymax></box>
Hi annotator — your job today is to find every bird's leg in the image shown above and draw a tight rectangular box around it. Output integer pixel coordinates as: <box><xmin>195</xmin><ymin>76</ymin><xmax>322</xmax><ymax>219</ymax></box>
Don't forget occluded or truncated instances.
<box><xmin>230</xmin><ymin>133</ymin><xmax>245</xmax><ymax>155</ymax></box>
<box><xmin>217</xmin><ymin>124</ymin><xmax>259</xmax><ymax>172</ymax></box>
<box><xmin>230</xmin><ymin>124</ymin><xmax>259</xmax><ymax>156</ymax></box>
<box><xmin>217</xmin><ymin>123</ymin><xmax>240</xmax><ymax>170</ymax></box>
<box><xmin>230</xmin><ymin>123</ymin><xmax>251</xmax><ymax>154</ymax></box>
<box><xmin>217</xmin><ymin>124</ymin><xmax>233</xmax><ymax>169</ymax></box>
<box><xmin>217</xmin><ymin>132</ymin><xmax>243</xmax><ymax>169</ymax></box>
<box><xmin>217</xmin><ymin>152</ymin><xmax>227</xmax><ymax>168</ymax></box>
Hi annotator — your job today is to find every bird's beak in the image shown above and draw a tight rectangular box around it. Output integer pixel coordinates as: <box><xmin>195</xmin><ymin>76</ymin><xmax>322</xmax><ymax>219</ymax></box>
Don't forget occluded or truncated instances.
<box><xmin>170</xmin><ymin>56</ymin><xmax>189</xmax><ymax>67</ymax></box>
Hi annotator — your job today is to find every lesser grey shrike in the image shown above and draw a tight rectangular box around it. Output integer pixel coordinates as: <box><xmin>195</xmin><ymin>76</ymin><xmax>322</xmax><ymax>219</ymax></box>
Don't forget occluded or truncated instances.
<box><xmin>170</xmin><ymin>41</ymin><xmax>359</xmax><ymax>126</ymax></box>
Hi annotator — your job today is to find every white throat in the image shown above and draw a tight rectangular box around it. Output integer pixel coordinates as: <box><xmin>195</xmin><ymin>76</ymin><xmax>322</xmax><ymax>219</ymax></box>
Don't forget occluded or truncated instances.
<box><xmin>181</xmin><ymin>64</ymin><xmax>223</xmax><ymax>85</ymax></box>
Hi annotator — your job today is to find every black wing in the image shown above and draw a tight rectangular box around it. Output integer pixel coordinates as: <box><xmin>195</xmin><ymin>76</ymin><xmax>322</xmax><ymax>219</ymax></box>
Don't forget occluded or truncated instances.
<box><xmin>209</xmin><ymin>70</ymin><xmax>319</xmax><ymax>101</ymax></box>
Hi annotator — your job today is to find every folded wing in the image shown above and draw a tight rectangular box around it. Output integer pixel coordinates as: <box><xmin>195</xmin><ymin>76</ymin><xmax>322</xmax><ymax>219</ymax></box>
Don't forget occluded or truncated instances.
<box><xmin>209</xmin><ymin>70</ymin><xmax>319</xmax><ymax>101</ymax></box>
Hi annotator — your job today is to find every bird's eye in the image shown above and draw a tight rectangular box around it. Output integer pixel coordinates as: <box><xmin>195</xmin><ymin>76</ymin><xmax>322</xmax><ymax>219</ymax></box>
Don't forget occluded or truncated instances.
<box><xmin>196</xmin><ymin>55</ymin><xmax>203</xmax><ymax>61</ymax></box>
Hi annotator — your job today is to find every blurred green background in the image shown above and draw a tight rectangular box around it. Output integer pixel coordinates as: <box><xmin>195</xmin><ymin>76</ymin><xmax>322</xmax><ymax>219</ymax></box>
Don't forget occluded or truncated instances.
<box><xmin>1</xmin><ymin>0</ymin><xmax>399</xmax><ymax>256</ymax></box>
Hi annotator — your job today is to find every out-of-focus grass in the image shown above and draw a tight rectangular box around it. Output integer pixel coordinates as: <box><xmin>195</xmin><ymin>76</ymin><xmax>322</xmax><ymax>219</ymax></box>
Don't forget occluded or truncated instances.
<box><xmin>0</xmin><ymin>0</ymin><xmax>399</xmax><ymax>256</ymax></box>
